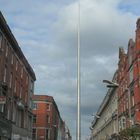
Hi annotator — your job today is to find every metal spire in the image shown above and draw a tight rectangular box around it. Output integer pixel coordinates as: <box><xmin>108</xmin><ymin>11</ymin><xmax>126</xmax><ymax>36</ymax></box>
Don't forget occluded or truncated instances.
<box><xmin>77</xmin><ymin>0</ymin><xmax>81</xmax><ymax>140</ymax></box>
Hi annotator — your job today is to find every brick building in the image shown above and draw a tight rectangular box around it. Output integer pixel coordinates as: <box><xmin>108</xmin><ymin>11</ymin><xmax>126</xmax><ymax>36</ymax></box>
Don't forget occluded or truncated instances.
<box><xmin>32</xmin><ymin>95</ymin><xmax>67</xmax><ymax>140</ymax></box>
<box><xmin>90</xmin><ymin>18</ymin><xmax>140</xmax><ymax>140</ymax></box>
<box><xmin>0</xmin><ymin>12</ymin><xmax>36</xmax><ymax>140</ymax></box>
<box><xmin>117</xmin><ymin>18</ymin><xmax>140</xmax><ymax>131</ymax></box>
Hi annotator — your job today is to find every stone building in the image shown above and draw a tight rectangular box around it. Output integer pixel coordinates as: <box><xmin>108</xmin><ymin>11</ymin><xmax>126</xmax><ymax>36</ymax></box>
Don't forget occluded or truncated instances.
<box><xmin>90</xmin><ymin>72</ymin><xmax>118</xmax><ymax>140</ymax></box>
<box><xmin>65</xmin><ymin>125</ymin><xmax>72</xmax><ymax>140</ymax></box>
<box><xmin>90</xmin><ymin>18</ymin><xmax>140</xmax><ymax>140</ymax></box>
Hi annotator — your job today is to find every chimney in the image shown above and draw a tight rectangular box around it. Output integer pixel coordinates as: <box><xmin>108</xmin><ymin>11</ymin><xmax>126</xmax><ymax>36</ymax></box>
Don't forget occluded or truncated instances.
<box><xmin>119</xmin><ymin>47</ymin><xmax>125</xmax><ymax>59</ymax></box>
<box><xmin>136</xmin><ymin>18</ymin><xmax>140</xmax><ymax>29</ymax></box>
<box><xmin>136</xmin><ymin>18</ymin><xmax>140</xmax><ymax>51</ymax></box>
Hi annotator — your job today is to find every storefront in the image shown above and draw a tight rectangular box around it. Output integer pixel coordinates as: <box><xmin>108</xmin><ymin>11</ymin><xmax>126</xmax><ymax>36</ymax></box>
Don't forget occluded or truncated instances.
<box><xmin>12</xmin><ymin>125</ymin><xmax>32</xmax><ymax>140</ymax></box>
<box><xmin>0</xmin><ymin>114</ymin><xmax>12</xmax><ymax>140</ymax></box>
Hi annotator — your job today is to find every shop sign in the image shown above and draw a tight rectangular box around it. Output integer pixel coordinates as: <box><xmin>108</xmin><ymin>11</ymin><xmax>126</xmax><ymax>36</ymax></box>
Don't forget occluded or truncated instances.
<box><xmin>13</xmin><ymin>134</ymin><xmax>20</xmax><ymax>140</ymax></box>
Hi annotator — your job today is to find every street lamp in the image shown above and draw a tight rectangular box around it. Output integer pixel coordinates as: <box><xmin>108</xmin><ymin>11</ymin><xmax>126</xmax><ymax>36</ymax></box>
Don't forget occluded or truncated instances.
<box><xmin>90</xmin><ymin>114</ymin><xmax>100</xmax><ymax>132</ymax></box>
<box><xmin>103</xmin><ymin>80</ymin><xmax>133</xmax><ymax>130</ymax></box>
<box><xmin>52</xmin><ymin>125</ymin><xmax>57</xmax><ymax>128</ymax></box>
<box><xmin>103</xmin><ymin>80</ymin><xmax>119</xmax><ymax>88</ymax></box>
<box><xmin>103</xmin><ymin>80</ymin><xmax>119</xmax><ymax>134</ymax></box>
<box><xmin>89</xmin><ymin>126</ymin><xmax>93</xmax><ymax>130</ymax></box>
<box><xmin>92</xmin><ymin>114</ymin><xmax>100</xmax><ymax>119</ymax></box>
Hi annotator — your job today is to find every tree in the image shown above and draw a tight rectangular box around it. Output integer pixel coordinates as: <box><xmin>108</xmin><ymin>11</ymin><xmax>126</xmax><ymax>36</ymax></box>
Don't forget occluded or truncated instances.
<box><xmin>119</xmin><ymin>126</ymin><xmax>140</xmax><ymax>140</ymax></box>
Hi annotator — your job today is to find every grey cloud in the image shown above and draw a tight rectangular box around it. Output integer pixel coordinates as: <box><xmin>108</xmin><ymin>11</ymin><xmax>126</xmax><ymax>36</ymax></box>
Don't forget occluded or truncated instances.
<box><xmin>0</xmin><ymin>0</ymin><xmax>139</xmax><ymax>139</ymax></box>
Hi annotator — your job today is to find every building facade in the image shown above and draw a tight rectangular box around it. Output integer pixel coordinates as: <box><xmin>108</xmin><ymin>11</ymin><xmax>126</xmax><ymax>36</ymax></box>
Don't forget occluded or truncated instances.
<box><xmin>65</xmin><ymin>125</ymin><xmax>72</xmax><ymax>140</ymax></box>
<box><xmin>90</xmin><ymin>72</ymin><xmax>118</xmax><ymax>140</ymax></box>
<box><xmin>90</xmin><ymin>18</ymin><xmax>140</xmax><ymax>140</ymax></box>
<box><xmin>32</xmin><ymin>95</ymin><xmax>70</xmax><ymax>140</ymax></box>
<box><xmin>117</xmin><ymin>18</ymin><xmax>140</xmax><ymax>131</ymax></box>
<box><xmin>0</xmin><ymin>12</ymin><xmax>36</xmax><ymax>140</ymax></box>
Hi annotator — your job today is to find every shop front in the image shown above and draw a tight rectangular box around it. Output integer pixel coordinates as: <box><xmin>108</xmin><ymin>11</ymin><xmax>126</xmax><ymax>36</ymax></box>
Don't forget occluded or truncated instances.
<box><xmin>0</xmin><ymin>114</ymin><xmax>12</xmax><ymax>140</ymax></box>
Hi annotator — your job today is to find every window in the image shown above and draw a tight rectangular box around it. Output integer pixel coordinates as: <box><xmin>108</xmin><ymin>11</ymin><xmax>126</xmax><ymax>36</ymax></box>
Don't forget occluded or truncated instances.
<box><xmin>18</xmin><ymin>111</ymin><xmax>21</xmax><ymax>127</ymax></box>
<box><xmin>30</xmin><ymin>80</ymin><xmax>34</xmax><ymax>92</ymax></box>
<box><xmin>20</xmin><ymin>86</ymin><xmax>22</xmax><ymax>98</ymax></box>
<box><xmin>0</xmin><ymin>32</ymin><xmax>2</xmax><ymax>49</ymax></box>
<box><xmin>5</xmin><ymin>43</ymin><xmax>9</xmax><ymax>57</ymax></box>
<box><xmin>122</xmin><ymin>117</ymin><xmax>126</xmax><ymax>129</ymax></box>
<box><xmin>28</xmin><ymin>115</ymin><xmax>32</xmax><ymax>130</ymax></box>
<box><xmin>0</xmin><ymin>103</ymin><xmax>5</xmax><ymax>112</ymax></box>
<box><xmin>33</xmin><ymin>115</ymin><xmax>36</xmax><ymax>123</ymax></box>
<box><xmin>24</xmin><ymin>91</ymin><xmax>28</xmax><ymax>103</ymax></box>
<box><xmin>124</xmin><ymin>103</ymin><xmax>126</xmax><ymax>111</ymax></box>
<box><xmin>32</xmin><ymin>103</ymin><xmax>37</xmax><ymax>110</ymax></box>
<box><xmin>21</xmin><ymin>67</ymin><xmax>23</xmax><ymax>78</ymax></box>
<box><xmin>46</xmin><ymin>104</ymin><xmax>50</xmax><ymax>110</ymax></box>
<box><xmin>7</xmin><ymin>108</ymin><xmax>10</xmax><ymax>120</ymax></box>
<box><xmin>11</xmin><ymin>54</ymin><xmax>14</xmax><ymax>64</ymax></box>
<box><xmin>3</xmin><ymin>66</ymin><xmax>7</xmax><ymax>82</ymax></box>
<box><xmin>126</xmin><ymin>98</ymin><xmax>129</xmax><ymax>109</ymax></box>
<box><xmin>46</xmin><ymin>129</ymin><xmax>49</xmax><ymax>140</ymax></box>
<box><xmin>46</xmin><ymin>115</ymin><xmax>50</xmax><ymax>123</ymax></box>
<box><xmin>26</xmin><ymin>76</ymin><xmax>28</xmax><ymax>85</ymax></box>
<box><xmin>21</xmin><ymin>111</ymin><xmax>24</xmax><ymax>128</ymax></box>
<box><xmin>32</xmin><ymin>128</ymin><xmax>36</xmax><ymax>139</ymax></box>
<box><xmin>132</xmin><ymin>95</ymin><xmax>135</xmax><ymax>107</ymax></box>
<box><xmin>12</xmin><ymin>104</ymin><xmax>16</xmax><ymax>122</ymax></box>
<box><xmin>9</xmin><ymin>73</ymin><xmax>13</xmax><ymax>88</ymax></box>
<box><xmin>14</xmin><ymin>80</ymin><xmax>17</xmax><ymax>93</ymax></box>
<box><xmin>119</xmin><ymin>120</ymin><xmax>122</xmax><ymax>131</ymax></box>
<box><xmin>16</xmin><ymin>59</ymin><xmax>18</xmax><ymax>71</ymax></box>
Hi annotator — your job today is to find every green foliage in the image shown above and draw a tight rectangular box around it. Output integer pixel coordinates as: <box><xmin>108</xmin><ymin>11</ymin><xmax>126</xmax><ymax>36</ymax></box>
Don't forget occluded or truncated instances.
<box><xmin>119</xmin><ymin>126</ymin><xmax>140</xmax><ymax>140</ymax></box>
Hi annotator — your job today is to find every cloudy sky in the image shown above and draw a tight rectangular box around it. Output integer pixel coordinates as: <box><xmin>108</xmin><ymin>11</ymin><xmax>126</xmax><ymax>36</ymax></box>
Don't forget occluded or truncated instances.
<box><xmin>0</xmin><ymin>0</ymin><xmax>140</xmax><ymax>139</ymax></box>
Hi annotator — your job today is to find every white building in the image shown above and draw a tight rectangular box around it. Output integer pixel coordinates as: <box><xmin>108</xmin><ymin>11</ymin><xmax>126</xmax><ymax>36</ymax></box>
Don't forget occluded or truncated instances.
<box><xmin>90</xmin><ymin>72</ymin><xmax>118</xmax><ymax>140</ymax></box>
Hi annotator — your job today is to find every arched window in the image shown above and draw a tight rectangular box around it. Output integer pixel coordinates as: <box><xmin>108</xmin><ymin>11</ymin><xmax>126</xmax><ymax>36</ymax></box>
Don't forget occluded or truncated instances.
<box><xmin>122</xmin><ymin>116</ymin><xmax>126</xmax><ymax>129</ymax></box>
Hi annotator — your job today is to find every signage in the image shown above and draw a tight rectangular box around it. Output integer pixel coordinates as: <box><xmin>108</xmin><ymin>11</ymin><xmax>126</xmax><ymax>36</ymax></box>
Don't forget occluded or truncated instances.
<box><xmin>13</xmin><ymin>134</ymin><xmax>20</xmax><ymax>139</ymax></box>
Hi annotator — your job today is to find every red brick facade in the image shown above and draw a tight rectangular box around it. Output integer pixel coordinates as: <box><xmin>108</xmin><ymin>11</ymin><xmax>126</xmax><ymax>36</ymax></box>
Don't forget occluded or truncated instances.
<box><xmin>117</xmin><ymin>18</ymin><xmax>140</xmax><ymax>131</ymax></box>
<box><xmin>32</xmin><ymin>95</ymin><xmax>66</xmax><ymax>140</ymax></box>
<box><xmin>0</xmin><ymin>12</ymin><xmax>36</xmax><ymax>140</ymax></box>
